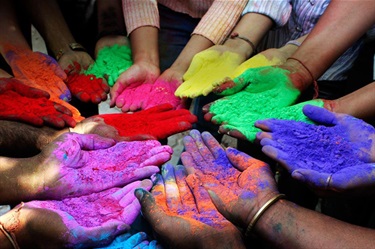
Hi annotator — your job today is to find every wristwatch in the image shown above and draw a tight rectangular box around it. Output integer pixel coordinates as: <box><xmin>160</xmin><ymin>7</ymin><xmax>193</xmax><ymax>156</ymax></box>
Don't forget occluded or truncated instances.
<box><xmin>55</xmin><ymin>42</ymin><xmax>86</xmax><ymax>61</ymax></box>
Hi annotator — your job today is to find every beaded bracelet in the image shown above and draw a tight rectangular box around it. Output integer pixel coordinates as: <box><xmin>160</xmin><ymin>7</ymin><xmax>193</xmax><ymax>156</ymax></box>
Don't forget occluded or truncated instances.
<box><xmin>245</xmin><ymin>194</ymin><xmax>286</xmax><ymax>237</ymax></box>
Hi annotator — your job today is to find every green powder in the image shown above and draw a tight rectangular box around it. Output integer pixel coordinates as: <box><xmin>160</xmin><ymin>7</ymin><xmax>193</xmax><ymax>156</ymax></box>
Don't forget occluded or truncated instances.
<box><xmin>85</xmin><ymin>44</ymin><xmax>133</xmax><ymax>86</ymax></box>
<box><xmin>209</xmin><ymin>66</ymin><xmax>324</xmax><ymax>141</ymax></box>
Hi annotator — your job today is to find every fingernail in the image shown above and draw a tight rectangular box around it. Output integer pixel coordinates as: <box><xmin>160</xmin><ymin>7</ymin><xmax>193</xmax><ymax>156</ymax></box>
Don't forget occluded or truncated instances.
<box><xmin>292</xmin><ymin>171</ymin><xmax>305</xmax><ymax>182</ymax></box>
<box><xmin>134</xmin><ymin>188</ymin><xmax>144</xmax><ymax>200</ymax></box>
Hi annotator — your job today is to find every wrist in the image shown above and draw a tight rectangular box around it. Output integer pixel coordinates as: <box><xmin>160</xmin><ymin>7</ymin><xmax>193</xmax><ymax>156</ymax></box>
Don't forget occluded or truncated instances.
<box><xmin>284</xmin><ymin>59</ymin><xmax>314</xmax><ymax>91</ymax></box>
<box><xmin>244</xmin><ymin>193</ymin><xmax>285</xmax><ymax>237</ymax></box>
<box><xmin>0</xmin><ymin>203</ymin><xmax>24</xmax><ymax>249</ymax></box>
<box><xmin>224</xmin><ymin>32</ymin><xmax>256</xmax><ymax>59</ymax></box>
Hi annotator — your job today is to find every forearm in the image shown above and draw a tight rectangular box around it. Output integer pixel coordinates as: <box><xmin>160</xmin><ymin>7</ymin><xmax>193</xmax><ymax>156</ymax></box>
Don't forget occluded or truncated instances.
<box><xmin>169</xmin><ymin>34</ymin><xmax>213</xmax><ymax>74</ymax></box>
<box><xmin>255</xmin><ymin>199</ymin><xmax>374</xmax><ymax>249</ymax></box>
<box><xmin>289</xmin><ymin>0</ymin><xmax>375</xmax><ymax>81</ymax></box>
<box><xmin>21</xmin><ymin>0</ymin><xmax>77</xmax><ymax>58</ymax></box>
<box><xmin>0</xmin><ymin>120</ymin><xmax>67</xmax><ymax>157</ymax></box>
<box><xmin>0</xmin><ymin>0</ymin><xmax>31</xmax><ymax>58</ymax></box>
<box><xmin>223</xmin><ymin>13</ymin><xmax>273</xmax><ymax>59</ymax></box>
<box><xmin>130</xmin><ymin>26</ymin><xmax>159</xmax><ymax>67</ymax></box>
<box><xmin>329</xmin><ymin>82</ymin><xmax>375</xmax><ymax>120</ymax></box>
<box><xmin>97</xmin><ymin>0</ymin><xmax>126</xmax><ymax>38</ymax></box>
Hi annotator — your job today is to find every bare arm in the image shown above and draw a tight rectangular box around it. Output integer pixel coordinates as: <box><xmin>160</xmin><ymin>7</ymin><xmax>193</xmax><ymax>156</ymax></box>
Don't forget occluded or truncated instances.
<box><xmin>0</xmin><ymin>120</ymin><xmax>66</xmax><ymax>157</ymax></box>
<box><xmin>256</xmin><ymin>199</ymin><xmax>375</xmax><ymax>249</ymax></box>
<box><xmin>285</xmin><ymin>0</ymin><xmax>375</xmax><ymax>88</ymax></box>
<box><xmin>20</xmin><ymin>0</ymin><xmax>78</xmax><ymax>58</ymax></box>
<box><xmin>326</xmin><ymin>81</ymin><xmax>375</xmax><ymax>120</ymax></box>
<box><xmin>0</xmin><ymin>0</ymin><xmax>31</xmax><ymax>60</ymax></box>
<box><xmin>97</xmin><ymin>0</ymin><xmax>125</xmax><ymax>39</ymax></box>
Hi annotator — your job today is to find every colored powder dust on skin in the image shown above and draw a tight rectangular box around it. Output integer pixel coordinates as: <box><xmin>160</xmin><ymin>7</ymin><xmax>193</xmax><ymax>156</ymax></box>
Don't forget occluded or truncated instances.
<box><xmin>85</xmin><ymin>44</ymin><xmax>133</xmax><ymax>86</ymax></box>
<box><xmin>269</xmin><ymin>120</ymin><xmax>366</xmax><ymax>173</ymax></box>
<box><xmin>5</xmin><ymin>48</ymin><xmax>71</xmax><ymax>101</ymax></box>
<box><xmin>34</xmin><ymin>188</ymin><xmax>123</xmax><ymax>227</ymax></box>
<box><xmin>232</xmin><ymin>54</ymin><xmax>283</xmax><ymax>79</ymax></box>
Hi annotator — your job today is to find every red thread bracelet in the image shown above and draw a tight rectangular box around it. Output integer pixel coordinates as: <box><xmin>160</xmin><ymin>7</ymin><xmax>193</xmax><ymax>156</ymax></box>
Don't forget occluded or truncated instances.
<box><xmin>287</xmin><ymin>57</ymin><xmax>319</xmax><ymax>98</ymax></box>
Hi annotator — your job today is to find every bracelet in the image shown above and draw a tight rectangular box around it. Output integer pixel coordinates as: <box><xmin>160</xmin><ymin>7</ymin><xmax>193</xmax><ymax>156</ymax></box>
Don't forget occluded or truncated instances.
<box><xmin>0</xmin><ymin>223</ymin><xmax>20</xmax><ymax>249</ymax></box>
<box><xmin>245</xmin><ymin>194</ymin><xmax>286</xmax><ymax>237</ymax></box>
<box><xmin>226</xmin><ymin>32</ymin><xmax>257</xmax><ymax>55</ymax></box>
<box><xmin>285</xmin><ymin>40</ymin><xmax>302</xmax><ymax>47</ymax></box>
<box><xmin>287</xmin><ymin>57</ymin><xmax>319</xmax><ymax>98</ymax></box>
<box><xmin>55</xmin><ymin>42</ymin><xmax>86</xmax><ymax>61</ymax></box>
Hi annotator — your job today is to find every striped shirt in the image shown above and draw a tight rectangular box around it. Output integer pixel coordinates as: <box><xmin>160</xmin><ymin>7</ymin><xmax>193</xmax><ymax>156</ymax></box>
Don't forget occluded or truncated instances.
<box><xmin>122</xmin><ymin>0</ymin><xmax>248</xmax><ymax>44</ymax></box>
<box><xmin>243</xmin><ymin>0</ymin><xmax>364</xmax><ymax>81</ymax></box>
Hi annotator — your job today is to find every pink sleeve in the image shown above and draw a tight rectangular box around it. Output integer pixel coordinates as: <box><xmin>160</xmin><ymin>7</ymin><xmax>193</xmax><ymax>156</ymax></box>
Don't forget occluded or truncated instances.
<box><xmin>192</xmin><ymin>0</ymin><xmax>248</xmax><ymax>44</ymax></box>
<box><xmin>122</xmin><ymin>0</ymin><xmax>160</xmax><ymax>35</ymax></box>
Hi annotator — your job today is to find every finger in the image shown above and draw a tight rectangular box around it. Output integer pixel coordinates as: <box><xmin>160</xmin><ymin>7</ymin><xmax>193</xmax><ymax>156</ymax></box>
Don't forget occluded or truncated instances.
<box><xmin>259</xmin><ymin>137</ymin><xmax>278</xmax><ymax>147</ymax></box>
<box><xmin>173</xmin><ymin>164</ymin><xmax>196</xmax><ymax>209</ymax></box>
<box><xmin>121</xmin><ymin>232</ymin><xmax>147</xmax><ymax>245</ymax></box>
<box><xmin>112</xmin><ymin>180</ymin><xmax>144</xmax><ymax>201</ymax></box>
<box><xmin>226</xmin><ymin>147</ymin><xmax>267</xmax><ymax>172</ymax></box>
<box><xmin>201</xmin><ymin>131</ymin><xmax>225</xmax><ymax>160</ymax></box>
<box><xmin>85</xmin><ymin>220</ymin><xmax>129</xmax><ymax>246</ymax></box>
<box><xmin>129</xmin><ymin>166</ymin><xmax>160</xmax><ymax>183</ymax></box>
<box><xmin>161</xmin><ymin>164</ymin><xmax>183</xmax><ymax>212</ymax></box>
<box><xmin>256</xmin><ymin>131</ymin><xmax>273</xmax><ymax>141</ymax></box>
<box><xmin>74</xmin><ymin>133</ymin><xmax>116</xmax><ymax>150</ymax></box>
<box><xmin>202</xmin><ymin>103</ymin><xmax>212</xmax><ymax>114</ymax></box>
<box><xmin>54</xmin><ymin>102</ymin><xmax>73</xmax><ymax>116</ymax></box>
<box><xmin>134</xmin><ymin>188</ymin><xmax>171</xmax><ymax>229</ymax></box>
<box><xmin>302</xmin><ymin>104</ymin><xmax>338</xmax><ymax>125</ymax></box>
<box><xmin>254</xmin><ymin>119</ymin><xmax>275</xmax><ymax>132</ymax></box>
<box><xmin>42</xmin><ymin>115</ymin><xmax>65</xmax><ymax>129</ymax></box>
<box><xmin>219</xmin><ymin>126</ymin><xmax>248</xmax><ymax>141</ymax></box>
<box><xmin>262</xmin><ymin>145</ymin><xmax>293</xmax><ymax>172</ymax></box>
<box><xmin>150</xmin><ymin>173</ymin><xmax>168</xmax><ymax>211</ymax></box>
<box><xmin>206</xmin><ymin>189</ymin><xmax>233</xmax><ymax>222</ymax></box>
<box><xmin>292</xmin><ymin>169</ymin><xmax>330</xmax><ymax>190</ymax></box>
<box><xmin>188</xmin><ymin>129</ymin><xmax>215</xmax><ymax>162</ymax></box>
<box><xmin>112</xmin><ymin>232</ymin><xmax>132</xmax><ymax>242</ymax></box>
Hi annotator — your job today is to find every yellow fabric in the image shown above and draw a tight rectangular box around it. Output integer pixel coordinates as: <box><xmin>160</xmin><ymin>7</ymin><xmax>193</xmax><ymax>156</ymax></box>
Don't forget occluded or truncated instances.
<box><xmin>175</xmin><ymin>50</ymin><xmax>243</xmax><ymax>98</ymax></box>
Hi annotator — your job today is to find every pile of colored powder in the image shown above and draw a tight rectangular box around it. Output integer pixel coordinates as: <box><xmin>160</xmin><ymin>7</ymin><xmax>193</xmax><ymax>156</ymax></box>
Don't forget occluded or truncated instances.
<box><xmin>85</xmin><ymin>44</ymin><xmax>133</xmax><ymax>86</ymax></box>
<box><xmin>268</xmin><ymin>119</ymin><xmax>366</xmax><ymax>173</ymax></box>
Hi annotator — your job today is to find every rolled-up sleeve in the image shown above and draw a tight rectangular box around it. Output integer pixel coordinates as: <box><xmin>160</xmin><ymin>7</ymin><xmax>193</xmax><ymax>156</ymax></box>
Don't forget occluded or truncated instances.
<box><xmin>192</xmin><ymin>0</ymin><xmax>248</xmax><ymax>44</ymax></box>
<box><xmin>242</xmin><ymin>0</ymin><xmax>292</xmax><ymax>27</ymax></box>
<box><xmin>122</xmin><ymin>0</ymin><xmax>160</xmax><ymax>35</ymax></box>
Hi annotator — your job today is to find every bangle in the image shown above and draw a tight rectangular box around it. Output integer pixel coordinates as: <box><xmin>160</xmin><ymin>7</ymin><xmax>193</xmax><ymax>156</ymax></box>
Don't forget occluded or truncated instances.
<box><xmin>287</xmin><ymin>57</ymin><xmax>319</xmax><ymax>98</ymax></box>
<box><xmin>0</xmin><ymin>224</ymin><xmax>20</xmax><ymax>249</ymax></box>
<box><xmin>285</xmin><ymin>40</ymin><xmax>301</xmax><ymax>47</ymax></box>
<box><xmin>226</xmin><ymin>32</ymin><xmax>257</xmax><ymax>55</ymax></box>
<box><xmin>245</xmin><ymin>194</ymin><xmax>286</xmax><ymax>237</ymax></box>
<box><xmin>55</xmin><ymin>42</ymin><xmax>86</xmax><ymax>61</ymax></box>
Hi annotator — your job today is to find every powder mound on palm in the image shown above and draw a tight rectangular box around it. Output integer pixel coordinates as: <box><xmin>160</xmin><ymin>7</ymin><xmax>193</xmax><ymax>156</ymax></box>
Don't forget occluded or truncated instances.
<box><xmin>268</xmin><ymin>120</ymin><xmax>366</xmax><ymax>173</ymax></box>
<box><xmin>85</xmin><ymin>44</ymin><xmax>133</xmax><ymax>86</ymax></box>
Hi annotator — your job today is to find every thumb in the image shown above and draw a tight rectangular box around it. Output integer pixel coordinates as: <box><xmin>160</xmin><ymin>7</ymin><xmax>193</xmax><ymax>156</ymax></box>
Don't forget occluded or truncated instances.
<box><xmin>134</xmin><ymin>188</ymin><xmax>168</xmax><ymax>226</ymax></box>
<box><xmin>291</xmin><ymin>169</ymin><xmax>330</xmax><ymax>190</ymax></box>
<box><xmin>206</xmin><ymin>188</ymin><xmax>235</xmax><ymax>224</ymax></box>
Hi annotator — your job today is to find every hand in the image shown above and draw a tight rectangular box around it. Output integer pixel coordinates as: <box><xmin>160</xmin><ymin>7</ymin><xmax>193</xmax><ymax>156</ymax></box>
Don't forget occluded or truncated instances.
<box><xmin>135</xmin><ymin>163</ymin><xmax>245</xmax><ymax>249</ymax></box>
<box><xmin>95</xmin><ymin>232</ymin><xmax>162</xmax><ymax>249</ymax></box>
<box><xmin>110</xmin><ymin>61</ymin><xmax>160</xmax><ymax>110</ymax></box>
<box><xmin>1</xmin><ymin>180</ymin><xmax>152</xmax><ymax>248</ymax></box>
<box><xmin>25</xmin><ymin>132</ymin><xmax>172</xmax><ymax>200</ymax></box>
<box><xmin>5</xmin><ymin>48</ymin><xmax>70</xmax><ymax>101</ymax></box>
<box><xmin>72</xmin><ymin>104</ymin><xmax>197</xmax><ymax>141</ymax></box>
<box><xmin>175</xmin><ymin>47</ymin><xmax>244</xmax><ymax>98</ymax></box>
<box><xmin>0</xmin><ymin>77</ymin><xmax>76</xmax><ymax>128</ymax></box>
<box><xmin>203</xmin><ymin>67</ymin><xmax>305</xmax><ymax>141</ymax></box>
<box><xmin>256</xmin><ymin>104</ymin><xmax>375</xmax><ymax>196</ymax></box>
<box><xmin>58</xmin><ymin>50</ymin><xmax>94</xmax><ymax>74</ymax></box>
<box><xmin>181</xmin><ymin>130</ymin><xmax>279</xmax><ymax>229</ymax></box>
<box><xmin>89</xmin><ymin>36</ymin><xmax>133</xmax><ymax>87</ymax></box>
<box><xmin>143</xmin><ymin>78</ymin><xmax>186</xmax><ymax>110</ymax></box>
<box><xmin>65</xmin><ymin>62</ymin><xmax>110</xmax><ymax>104</ymax></box>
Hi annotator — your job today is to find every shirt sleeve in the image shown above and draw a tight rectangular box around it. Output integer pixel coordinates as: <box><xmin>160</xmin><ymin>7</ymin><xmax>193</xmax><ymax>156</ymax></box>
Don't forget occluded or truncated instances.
<box><xmin>122</xmin><ymin>0</ymin><xmax>160</xmax><ymax>35</ymax></box>
<box><xmin>192</xmin><ymin>0</ymin><xmax>248</xmax><ymax>45</ymax></box>
<box><xmin>242</xmin><ymin>0</ymin><xmax>292</xmax><ymax>28</ymax></box>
